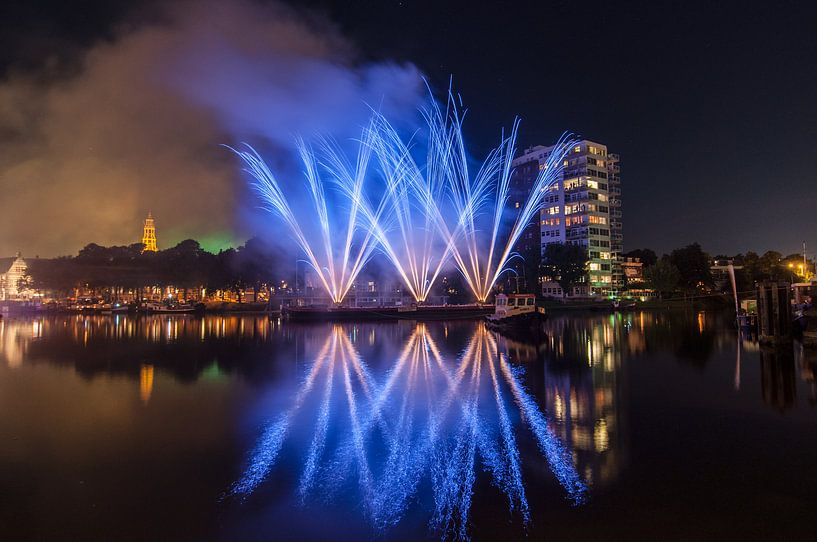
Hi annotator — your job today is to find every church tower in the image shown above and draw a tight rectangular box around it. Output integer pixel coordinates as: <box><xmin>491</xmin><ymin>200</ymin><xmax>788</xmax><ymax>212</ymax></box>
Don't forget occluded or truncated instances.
<box><xmin>142</xmin><ymin>212</ymin><xmax>158</xmax><ymax>252</ymax></box>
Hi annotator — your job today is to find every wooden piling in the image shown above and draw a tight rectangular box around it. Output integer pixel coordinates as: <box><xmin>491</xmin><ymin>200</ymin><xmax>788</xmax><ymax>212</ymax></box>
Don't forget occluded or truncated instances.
<box><xmin>757</xmin><ymin>281</ymin><xmax>791</xmax><ymax>345</ymax></box>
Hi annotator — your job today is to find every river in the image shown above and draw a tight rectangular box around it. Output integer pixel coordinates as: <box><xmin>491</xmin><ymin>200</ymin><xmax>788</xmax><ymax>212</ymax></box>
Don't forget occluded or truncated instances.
<box><xmin>0</xmin><ymin>312</ymin><xmax>815</xmax><ymax>541</ymax></box>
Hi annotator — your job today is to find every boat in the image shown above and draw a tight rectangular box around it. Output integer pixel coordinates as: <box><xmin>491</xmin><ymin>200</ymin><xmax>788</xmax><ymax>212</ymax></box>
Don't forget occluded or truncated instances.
<box><xmin>102</xmin><ymin>302</ymin><xmax>134</xmax><ymax>314</ymax></box>
<box><xmin>140</xmin><ymin>301</ymin><xmax>205</xmax><ymax>314</ymax></box>
<box><xmin>73</xmin><ymin>297</ymin><xmax>106</xmax><ymax>313</ymax></box>
<box><xmin>486</xmin><ymin>293</ymin><xmax>546</xmax><ymax>329</ymax></box>
<box><xmin>111</xmin><ymin>302</ymin><xmax>133</xmax><ymax>313</ymax></box>
<box><xmin>736</xmin><ymin>299</ymin><xmax>757</xmax><ymax>331</ymax></box>
<box><xmin>612</xmin><ymin>299</ymin><xmax>637</xmax><ymax>311</ymax></box>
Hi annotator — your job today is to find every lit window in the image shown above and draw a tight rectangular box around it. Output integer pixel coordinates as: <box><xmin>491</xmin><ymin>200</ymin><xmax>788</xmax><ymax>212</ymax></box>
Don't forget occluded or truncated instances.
<box><xmin>574</xmin><ymin>145</ymin><xmax>581</xmax><ymax>153</ymax></box>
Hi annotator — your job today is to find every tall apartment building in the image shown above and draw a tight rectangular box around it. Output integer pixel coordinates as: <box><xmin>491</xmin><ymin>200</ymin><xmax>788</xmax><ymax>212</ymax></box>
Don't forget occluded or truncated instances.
<box><xmin>503</xmin><ymin>159</ymin><xmax>543</xmax><ymax>293</ymax></box>
<box><xmin>608</xmin><ymin>153</ymin><xmax>623</xmax><ymax>287</ymax></box>
<box><xmin>511</xmin><ymin>139</ymin><xmax>622</xmax><ymax>296</ymax></box>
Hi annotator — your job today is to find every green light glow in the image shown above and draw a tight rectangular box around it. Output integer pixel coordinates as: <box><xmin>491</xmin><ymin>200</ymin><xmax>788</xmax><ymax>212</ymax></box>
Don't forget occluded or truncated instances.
<box><xmin>198</xmin><ymin>233</ymin><xmax>240</xmax><ymax>253</ymax></box>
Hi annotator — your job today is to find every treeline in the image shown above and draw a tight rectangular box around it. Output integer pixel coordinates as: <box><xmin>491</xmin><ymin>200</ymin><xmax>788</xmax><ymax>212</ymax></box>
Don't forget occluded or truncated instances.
<box><xmin>628</xmin><ymin>244</ymin><xmax>814</xmax><ymax>299</ymax></box>
<box><xmin>508</xmin><ymin>241</ymin><xmax>812</xmax><ymax>300</ymax></box>
<box><xmin>24</xmin><ymin>238</ymin><xmax>289</xmax><ymax>302</ymax></box>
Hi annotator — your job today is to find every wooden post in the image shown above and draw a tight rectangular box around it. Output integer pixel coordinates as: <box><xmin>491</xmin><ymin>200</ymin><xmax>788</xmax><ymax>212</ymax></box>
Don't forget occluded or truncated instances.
<box><xmin>757</xmin><ymin>281</ymin><xmax>791</xmax><ymax>345</ymax></box>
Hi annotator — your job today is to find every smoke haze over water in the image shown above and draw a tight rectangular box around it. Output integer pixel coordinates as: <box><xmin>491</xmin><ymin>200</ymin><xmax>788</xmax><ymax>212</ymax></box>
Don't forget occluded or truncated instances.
<box><xmin>0</xmin><ymin>0</ymin><xmax>423</xmax><ymax>257</ymax></box>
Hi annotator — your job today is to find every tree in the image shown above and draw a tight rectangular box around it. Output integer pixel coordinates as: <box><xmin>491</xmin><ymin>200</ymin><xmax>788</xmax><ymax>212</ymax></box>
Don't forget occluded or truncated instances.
<box><xmin>542</xmin><ymin>243</ymin><xmax>588</xmax><ymax>298</ymax></box>
<box><xmin>758</xmin><ymin>251</ymin><xmax>785</xmax><ymax>280</ymax></box>
<box><xmin>669</xmin><ymin>243</ymin><xmax>713</xmax><ymax>290</ymax></box>
<box><xmin>208</xmin><ymin>249</ymin><xmax>239</xmax><ymax>301</ymax></box>
<box><xmin>644</xmin><ymin>260</ymin><xmax>681</xmax><ymax>300</ymax></box>
<box><xmin>234</xmin><ymin>237</ymin><xmax>277</xmax><ymax>302</ymax></box>
<box><xmin>157</xmin><ymin>239</ymin><xmax>215</xmax><ymax>299</ymax></box>
<box><xmin>25</xmin><ymin>257</ymin><xmax>81</xmax><ymax>297</ymax></box>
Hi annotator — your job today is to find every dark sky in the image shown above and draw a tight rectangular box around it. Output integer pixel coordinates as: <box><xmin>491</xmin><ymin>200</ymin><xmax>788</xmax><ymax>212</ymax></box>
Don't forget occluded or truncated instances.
<box><xmin>2</xmin><ymin>0</ymin><xmax>816</xmax><ymax>257</ymax></box>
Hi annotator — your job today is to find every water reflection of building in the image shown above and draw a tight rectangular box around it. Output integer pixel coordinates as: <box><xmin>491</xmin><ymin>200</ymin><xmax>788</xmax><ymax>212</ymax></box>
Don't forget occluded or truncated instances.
<box><xmin>0</xmin><ymin>317</ymin><xmax>36</xmax><ymax>368</ymax></box>
<box><xmin>796</xmin><ymin>344</ymin><xmax>817</xmax><ymax>405</ymax></box>
<box><xmin>0</xmin><ymin>315</ymin><xmax>277</xmax><ymax>406</ymax></box>
<box><xmin>46</xmin><ymin>314</ymin><xmax>275</xmax><ymax>344</ymax></box>
<box><xmin>759</xmin><ymin>347</ymin><xmax>797</xmax><ymax>411</ymax></box>
<box><xmin>140</xmin><ymin>364</ymin><xmax>154</xmax><ymax>404</ymax></box>
<box><xmin>532</xmin><ymin>314</ymin><xmax>632</xmax><ymax>488</ymax></box>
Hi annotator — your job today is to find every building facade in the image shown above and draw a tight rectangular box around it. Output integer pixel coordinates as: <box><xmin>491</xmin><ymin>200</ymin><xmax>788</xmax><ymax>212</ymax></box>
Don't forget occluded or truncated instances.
<box><xmin>0</xmin><ymin>253</ymin><xmax>29</xmax><ymax>301</ymax></box>
<box><xmin>512</xmin><ymin>139</ymin><xmax>622</xmax><ymax>296</ymax></box>
<box><xmin>621</xmin><ymin>257</ymin><xmax>644</xmax><ymax>285</ymax></box>
<box><xmin>503</xmin><ymin>158</ymin><xmax>544</xmax><ymax>293</ymax></box>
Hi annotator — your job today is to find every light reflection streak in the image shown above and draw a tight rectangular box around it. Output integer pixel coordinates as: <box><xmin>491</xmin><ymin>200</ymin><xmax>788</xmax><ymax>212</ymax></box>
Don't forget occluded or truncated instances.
<box><xmin>297</xmin><ymin>344</ymin><xmax>334</xmax><ymax>500</ymax></box>
<box><xmin>230</xmin><ymin>337</ymin><xmax>333</xmax><ymax>497</ymax></box>
<box><xmin>233</xmin><ymin>323</ymin><xmax>587</xmax><ymax>538</ymax></box>
<box><xmin>339</xmin><ymin>337</ymin><xmax>375</xmax><ymax>505</ymax></box>
<box><xmin>499</xmin><ymin>357</ymin><xmax>587</xmax><ymax>504</ymax></box>
<box><xmin>487</xmin><ymin>349</ymin><xmax>529</xmax><ymax>524</ymax></box>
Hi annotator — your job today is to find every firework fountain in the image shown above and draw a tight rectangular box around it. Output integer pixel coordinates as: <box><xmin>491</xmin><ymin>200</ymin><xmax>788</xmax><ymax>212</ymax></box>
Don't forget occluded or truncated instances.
<box><xmin>412</xmin><ymin>96</ymin><xmax>576</xmax><ymax>302</ymax></box>
<box><xmin>231</xmin><ymin>126</ymin><xmax>383</xmax><ymax>304</ymax></box>
<box><xmin>235</xmin><ymin>91</ymin><xmax>575</xmax><ymax>305</ymax></box>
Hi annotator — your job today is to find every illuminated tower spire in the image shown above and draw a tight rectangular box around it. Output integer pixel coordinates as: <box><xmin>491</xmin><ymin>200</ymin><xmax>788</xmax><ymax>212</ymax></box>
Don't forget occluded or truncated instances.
<box><xmin>142</xmin><ymin>211</ymin><xmax>158</xmax><ymax>252</ymax></box>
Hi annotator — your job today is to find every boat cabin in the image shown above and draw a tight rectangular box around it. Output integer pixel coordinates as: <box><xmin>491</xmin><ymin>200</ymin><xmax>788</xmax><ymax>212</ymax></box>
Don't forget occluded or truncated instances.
<box><xmin>492</xmin><ymin>293</ymin><xmax>536</xmax><ymax>319</ymax></box>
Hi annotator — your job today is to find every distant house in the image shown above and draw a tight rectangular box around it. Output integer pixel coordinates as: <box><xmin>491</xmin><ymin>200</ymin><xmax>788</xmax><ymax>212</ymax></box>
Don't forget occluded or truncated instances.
<box><xmin>0</xmin><ymin>253</ymin><xmax>29</xmax><ymax>301</ymax></box>
<box><xmin>621</xmin><ymin>257</ymin><xmax>644</xmax><ymax>284</ymax></box>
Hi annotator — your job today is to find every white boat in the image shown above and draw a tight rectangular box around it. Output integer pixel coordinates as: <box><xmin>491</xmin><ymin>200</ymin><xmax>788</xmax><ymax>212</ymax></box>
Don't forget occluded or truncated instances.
<box><xmin>486</xmin><ymin>293</ymin><xmax>545</xmax><ymax>326</ymax></box>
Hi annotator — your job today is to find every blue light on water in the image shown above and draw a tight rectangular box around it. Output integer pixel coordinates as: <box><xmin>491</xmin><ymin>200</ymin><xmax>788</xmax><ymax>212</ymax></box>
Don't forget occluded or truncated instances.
<box><xmin>231</xmin><ymin>415</ymin><xmax>289</xmax><ymax>496</ymax></box>
<box><xmin>232</xmin><ymin>324</ymin><xmax>588</xmax><ymax>539</ymax></box>
<box><xmin>297</xmin><ymin>355</ymin><xmax>334</xmax><ymax>499</ymax></box>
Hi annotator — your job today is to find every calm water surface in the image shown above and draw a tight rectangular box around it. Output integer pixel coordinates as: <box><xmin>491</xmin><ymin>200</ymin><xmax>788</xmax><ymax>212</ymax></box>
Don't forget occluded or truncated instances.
<box><xmin>1</xmin><ymin>312</ymin><xmax>815</xmax><ymax>541</ymax></box>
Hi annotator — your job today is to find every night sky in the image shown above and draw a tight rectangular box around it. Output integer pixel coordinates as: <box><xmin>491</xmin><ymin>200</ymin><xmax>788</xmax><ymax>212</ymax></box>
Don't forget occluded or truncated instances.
<box><xmin>2</xmin><ymin>0</ymin><xmax>816</xmax><ymax>257</ymax></box>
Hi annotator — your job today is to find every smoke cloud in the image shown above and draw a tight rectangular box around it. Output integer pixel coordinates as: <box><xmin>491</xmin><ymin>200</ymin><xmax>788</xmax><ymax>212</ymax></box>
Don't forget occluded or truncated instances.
<box><xmin>0</xmin><ymin>0</ymin><xmax>423</xmax><ymax>257</ymax></box>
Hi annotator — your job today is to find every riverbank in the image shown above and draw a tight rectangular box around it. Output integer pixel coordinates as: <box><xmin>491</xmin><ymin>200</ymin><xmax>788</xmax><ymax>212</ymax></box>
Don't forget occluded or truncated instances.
<box><xmin>540</xmin><ymin>293</ymin><xmax>733</xmax><ymax>312</ymax></box>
